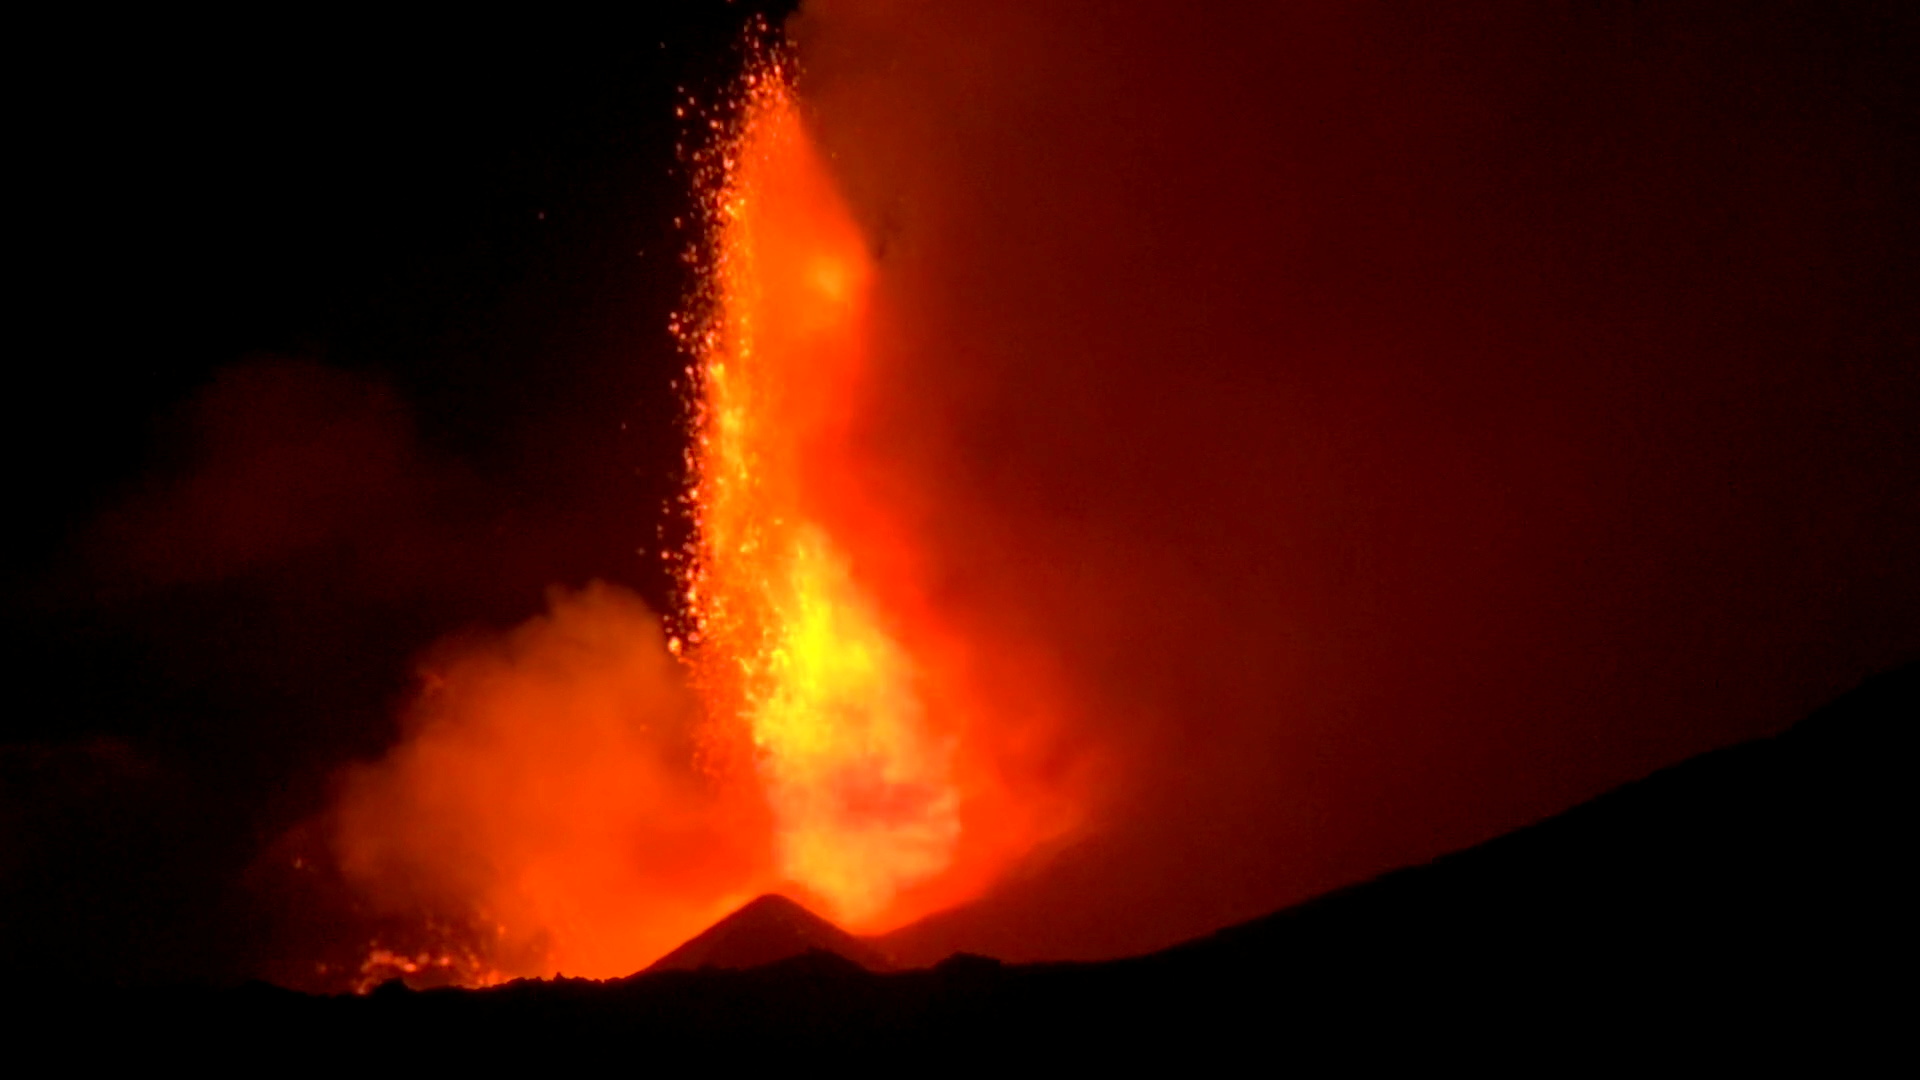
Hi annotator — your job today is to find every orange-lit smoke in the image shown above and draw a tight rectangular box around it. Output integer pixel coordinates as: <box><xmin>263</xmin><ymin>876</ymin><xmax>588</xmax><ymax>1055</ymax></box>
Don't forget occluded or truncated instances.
<box><xmin>333</xmin><ymin>584</ymin><xmax>771</xmax><ymax>983</ymax></box>
<box><xmin>327</xmin><ymin>46</ymin><xmax>1085</xmax><ymax>983</ymax></box>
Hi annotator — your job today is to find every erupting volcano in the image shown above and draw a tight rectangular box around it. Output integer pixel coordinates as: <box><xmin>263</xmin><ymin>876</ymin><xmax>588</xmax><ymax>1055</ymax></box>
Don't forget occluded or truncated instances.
<box><xmin>5</xmin><ymin>2</ymin><xmax>1916</xmax><ymax>1046</ymax></box>
<box><xmin>325</xmin><ymin>40</ymin><xmax>1078</xmax><ymax>988</ymax></box>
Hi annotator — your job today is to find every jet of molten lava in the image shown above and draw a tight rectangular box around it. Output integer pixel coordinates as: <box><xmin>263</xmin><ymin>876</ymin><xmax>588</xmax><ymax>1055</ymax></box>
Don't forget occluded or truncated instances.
<box><xmin>681</xmin><ymin>65</ymin><xmax>959</xmax><ymax>924</ymax></box>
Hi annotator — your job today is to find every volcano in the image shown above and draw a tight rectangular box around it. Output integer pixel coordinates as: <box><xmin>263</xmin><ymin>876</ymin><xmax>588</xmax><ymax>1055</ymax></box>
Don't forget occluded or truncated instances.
<box><xmin>644</xmin><ymin>894</ymin><xmax>894</xmax><ymax>973</ymax></box>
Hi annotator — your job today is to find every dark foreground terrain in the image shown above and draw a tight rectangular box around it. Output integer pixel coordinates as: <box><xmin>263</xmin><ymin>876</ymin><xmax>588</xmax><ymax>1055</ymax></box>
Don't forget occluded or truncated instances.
<box><xmin>16</xmin><ymin>664</ymin><xmax>1911</xmax><ymax>1063</ymax></box>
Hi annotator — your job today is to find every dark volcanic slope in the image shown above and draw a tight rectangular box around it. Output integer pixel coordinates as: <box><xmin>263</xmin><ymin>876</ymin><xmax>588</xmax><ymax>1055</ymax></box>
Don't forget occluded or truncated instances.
<box><xmin>646</xmin><ymin>894</ymin><xmax>892</xmax><ymax>973</ymax></box>
<box><xmin>1133</xmin><ymin>659</ymin><xmax>1912</xmax><ymax>1028</ymax></box>
<box><xmin>32</xmin><ymin>664</ymin><xmax>1912</xmax><ymax>1062</ymax></box>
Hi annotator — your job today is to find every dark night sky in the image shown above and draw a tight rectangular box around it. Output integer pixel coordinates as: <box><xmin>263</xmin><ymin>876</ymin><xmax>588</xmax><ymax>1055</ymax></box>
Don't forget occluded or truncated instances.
<box><xmin>4</xmin><ymin>4</ymin><xmax>796</xmax><ymax>983</ymax></box>
<box><xmin>5</xmin><ymin>1</ymin><xmax>1917</xmax><ymax>984</ymax></box>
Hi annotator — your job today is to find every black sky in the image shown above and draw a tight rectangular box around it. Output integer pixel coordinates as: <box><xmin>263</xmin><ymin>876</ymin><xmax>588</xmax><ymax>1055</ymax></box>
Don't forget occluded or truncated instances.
<box><xmin>4</xmin><ymin>4</ymin><xmax>795</xmax><ymax>984</ymax></box>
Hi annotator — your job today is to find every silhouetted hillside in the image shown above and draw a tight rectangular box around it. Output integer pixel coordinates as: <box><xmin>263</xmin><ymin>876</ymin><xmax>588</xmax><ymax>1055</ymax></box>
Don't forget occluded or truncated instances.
<box><xmin>19</xmin><ymin>663</ymin><xmax>1911</xmax><ymax>1063</ymax></box>
<box><xmin>1108</xmin><ymin>658</ymin><xmax>1913</xmax><ymax>1055</ymax></box>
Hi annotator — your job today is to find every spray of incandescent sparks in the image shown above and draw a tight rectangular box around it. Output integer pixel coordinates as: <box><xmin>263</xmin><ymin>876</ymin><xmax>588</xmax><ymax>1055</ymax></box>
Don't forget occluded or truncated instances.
<box><xmin>674</xmin><ymin>54</ymin><xmax>960</xmax><ymax>924</ymax></box>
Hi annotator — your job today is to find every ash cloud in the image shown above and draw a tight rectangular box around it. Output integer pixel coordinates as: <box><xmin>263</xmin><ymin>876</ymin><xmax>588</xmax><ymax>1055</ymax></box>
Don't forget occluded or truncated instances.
<box><xmin>791</xmin><ymin>0</ymin><xmax>1920</xmax><ymax>961</ymax></box>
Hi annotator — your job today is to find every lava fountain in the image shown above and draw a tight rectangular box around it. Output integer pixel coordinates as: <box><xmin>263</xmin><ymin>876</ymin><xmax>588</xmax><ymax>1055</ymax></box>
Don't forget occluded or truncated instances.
<box><xmin>677</xmin><ymin>59</ymin><xmax>959</xmax><ymax>925</ymax></box>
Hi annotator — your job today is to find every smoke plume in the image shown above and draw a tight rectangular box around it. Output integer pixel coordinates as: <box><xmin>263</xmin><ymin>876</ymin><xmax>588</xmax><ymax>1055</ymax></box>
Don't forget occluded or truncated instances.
<box><xmin>333</xmin><ymin>583</ymin><xmax>772</xmax><ymax>982</ymax></box>
<box><xmin>787</xmin><ymin>0</ymin><xmax>1920</xmax><ymax>961</ymax></box>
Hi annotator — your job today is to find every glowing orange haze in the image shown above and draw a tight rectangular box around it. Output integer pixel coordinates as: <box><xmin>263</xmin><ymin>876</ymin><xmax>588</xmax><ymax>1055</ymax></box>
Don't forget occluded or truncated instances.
<box><xmin>330</xmin><ymin>58</ymin><xmax>1082</xmax><ymax>985</ymax></box>
<box><xmin>334</xmin><ymin>585</ymin><xmax>770</xmax><ymax>985</ymax></box>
